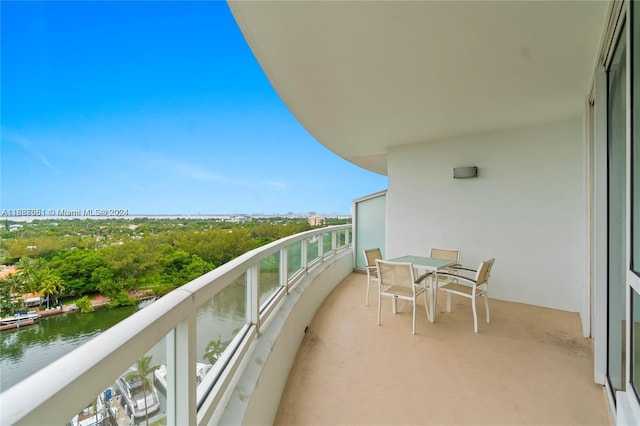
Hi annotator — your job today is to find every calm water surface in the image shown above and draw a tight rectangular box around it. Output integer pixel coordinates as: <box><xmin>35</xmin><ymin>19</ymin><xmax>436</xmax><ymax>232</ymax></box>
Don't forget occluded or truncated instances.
<box><xmin>1</xmin><ymin>305</ymin><xmax>138</xmax><ymax>391</ymax></box>
<box><xmin>0</xmin><ymin>281</ymin><xmax>248</xmax><ymax>394</ymax></box>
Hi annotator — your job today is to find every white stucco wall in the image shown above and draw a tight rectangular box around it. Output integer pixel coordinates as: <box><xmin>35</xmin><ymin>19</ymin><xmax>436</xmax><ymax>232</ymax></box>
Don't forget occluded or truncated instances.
<box><xmin>386</xmin><ymin>117</ymin><xmax>587</xmax><ymax>314</ymax></box>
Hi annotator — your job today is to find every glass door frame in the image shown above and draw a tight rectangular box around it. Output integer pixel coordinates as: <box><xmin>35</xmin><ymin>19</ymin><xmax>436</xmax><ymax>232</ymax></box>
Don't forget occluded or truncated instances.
<box><xmin>606</xmin><ymin>14</ymin><xmax>628</xmax><ymax>401</ymax></box>
<box><xmin>593</xmin><ymin>1</ymin><xmax>640</xmax><ymax>422</ymax></box>
<box><xmin>625</xmin><ymin>0</ymin><xmax>640</xmax><ymax>405</ymax></box>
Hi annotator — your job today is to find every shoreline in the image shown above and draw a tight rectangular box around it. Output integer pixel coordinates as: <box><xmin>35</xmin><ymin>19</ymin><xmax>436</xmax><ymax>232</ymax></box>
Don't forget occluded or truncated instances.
<box><xmin>0</xmin><ymin>291</ymin><xmax>156</xmax><ymax>331</ymax></box>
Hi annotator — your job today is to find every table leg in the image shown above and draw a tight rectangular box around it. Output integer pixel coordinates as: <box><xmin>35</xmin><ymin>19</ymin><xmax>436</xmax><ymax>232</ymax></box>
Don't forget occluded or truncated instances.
<box><xmin>430</xmin><ymin>272</ymin><xmax>437</xmax><ymax>323</ymax></box>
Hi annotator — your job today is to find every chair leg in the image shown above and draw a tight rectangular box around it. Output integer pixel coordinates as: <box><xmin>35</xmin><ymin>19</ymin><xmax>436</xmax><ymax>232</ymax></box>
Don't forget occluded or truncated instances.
<box><xmin>377</xmin><ymin>293</ymin><xmax>382</xmax><ymax>326</ymax></box>
<box><xmin>432</xmin><ymin>283</ymin><xmax>437</xmax><ymax>314</ymax></box>
<box><xmin>484</xmin><ymin>291</ymin><xmax>490</xmax><ymax>323</ymax></box>
<box><xmin>422</xmin><ymin>290</ymin><xmax>430</xmax><ymax>322</ymax></box>
<box><xmin>446</xmin><ymin>292</ymin><xmax>452</xmax><ymax>312</ymax></box>
<box><xmin>365</xmin><ymin>277</ymin><xmax>370</xmax><ymax>306</ymax></box>
<box><xmin>412</xmin><ymin>300</ymin><xmax>416</xmax><ymax>335</ymax></box>
<box><xmin>472</xmin><ymin>296</ymin><xmax>478</xmax><ymax>333</ymax></box>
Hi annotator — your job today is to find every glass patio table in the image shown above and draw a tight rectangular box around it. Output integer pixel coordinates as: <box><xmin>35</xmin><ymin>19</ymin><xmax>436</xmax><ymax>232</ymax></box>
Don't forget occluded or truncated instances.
<box><xmin>388</xmin><ymin>255</ymin><xmax>456</xmax><ymax>322</ymax></box>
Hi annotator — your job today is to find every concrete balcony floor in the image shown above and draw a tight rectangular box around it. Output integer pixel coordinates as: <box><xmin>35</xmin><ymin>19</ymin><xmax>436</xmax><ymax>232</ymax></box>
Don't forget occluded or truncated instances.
<box><xmin>274</xmin><ymin>273</ymin><xmax>611</xmax><ymax>425</ymax></box>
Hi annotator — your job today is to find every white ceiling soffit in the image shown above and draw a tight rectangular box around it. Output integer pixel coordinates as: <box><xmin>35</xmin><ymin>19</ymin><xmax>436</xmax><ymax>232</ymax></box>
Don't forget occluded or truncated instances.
<box><xmin>229</xmin><ymin>1</ymin><xmax>610</xmax><ymax>176</ymax></box>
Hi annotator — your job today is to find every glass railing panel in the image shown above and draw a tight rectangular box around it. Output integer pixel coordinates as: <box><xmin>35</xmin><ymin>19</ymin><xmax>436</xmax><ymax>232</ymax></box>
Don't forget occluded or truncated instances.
<box><xmin>322</xmin><ymin>232</ymin><xmax>332</xmax><ymax>255</ymax></box>
<box><xmin>195</xmin><ymin>272</ymin><xmax>246</xmax><ymax>403</ymax></box>
<box><xmin>66</xmin><ymin>338</ymin><xmax>169</xmax><ymax>426</ymax></box>
<box><xmin>339</xmin><ymin>228</ymin><xmax>348</xmax><ymax>248</ymax></box>
<box><xmin>335</xmin><ymin>228</ymin><xmax>344</xmax><ymax>248</ymax></box>
<box><xmin>307</xmin><ymin>236</ymin><xmax>319</xmax><ymax>264</ymax></box>
<box><xmin>259</xmin><ymin>252</ymin><xmax>281</xmax><ymax>307</ymax></box>
<box><xmin>287</xmin><ymin>240</ymin><xmax>303</xmax><ymax>280</ymax></box>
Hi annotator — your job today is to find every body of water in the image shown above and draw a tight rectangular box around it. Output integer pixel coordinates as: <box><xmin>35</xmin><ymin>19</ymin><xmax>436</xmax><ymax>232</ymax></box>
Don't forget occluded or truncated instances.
<box><xmin>1</xmin><ymin>280</ymin><xmax>247</xmax><ymax>390</ymax></box>
<box><xmin>1</xmin><ymin>279</ymin><xmax>264</xmax><ymax>424</ymax></box>
<box><xmin>1</xmin><ymin>305</ymin><xmax>139</xmax><ymax>391</ymax></box>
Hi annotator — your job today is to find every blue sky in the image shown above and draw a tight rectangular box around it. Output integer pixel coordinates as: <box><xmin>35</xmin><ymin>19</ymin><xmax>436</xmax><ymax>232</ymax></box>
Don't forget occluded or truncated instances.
<box><xmin>1</xmin><ymin>1</ymin><xmax>386</xmax><ymax>217</ymax></box>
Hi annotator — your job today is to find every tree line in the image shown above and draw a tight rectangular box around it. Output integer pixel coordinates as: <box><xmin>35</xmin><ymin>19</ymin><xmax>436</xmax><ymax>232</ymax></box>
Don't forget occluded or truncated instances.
<box><xmin>0</xmin><ymin>217</ymin><xmax>348</xmax><ymax>315</ymax></box>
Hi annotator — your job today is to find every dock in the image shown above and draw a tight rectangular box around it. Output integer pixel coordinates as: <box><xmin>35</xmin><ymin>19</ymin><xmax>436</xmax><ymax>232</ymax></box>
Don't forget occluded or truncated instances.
<box><xmin>0</xmin><ymin>319</ymin><xmax>35</xmax><ymax>331</ymax></box>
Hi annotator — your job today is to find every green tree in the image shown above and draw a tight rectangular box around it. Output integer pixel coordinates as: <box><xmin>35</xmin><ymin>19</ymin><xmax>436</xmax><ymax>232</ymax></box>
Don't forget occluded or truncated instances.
<box><xmin>108</xmin><ymin>291</ymin><xmax>135</xmax><ymax>308</ymax></box>
<box><xmin>15</xmin><ymin>257</ymin><xmax>48</xmax><ymax>293</ymax></box>
<box><xmin>48</xmin><ymin>250</ymin><xmax>106</xmax><ymax>295</ymax></box>
<box><xmin>0</xmin><ymin>274</ymin><xmax>24</xmax><ymax>315</ymax></box>
<box><xmin>91</xmin><ymin>266</ymin><xmax>122</xmax><ymax>297</ymax></box>
<box><xmin>159</xmin><ymin>250</ymin><xmax>214</xmax><ymax>287</ymax></box>
<box><xmin>39</xmin><ymin>273</ymin><xmax>64</xmax><ymax>309</ymax></box>
<box><xmin>75</xmin><ymin>295</ymin><xmax>94</xmax><ymax>313</ymax></box>
<box><xmin>101</xmin><ymin>239</ymin><xmax>163</xmax><ymax>291</ymax></box>
<box><xmin>203</xmin><ymin>336</ymin><xmax>226</xmax><ymax>365</ymax></box>
<box><xmin>125</xmin><ymin>355</ymin><xmax>160</xmax><ymax>426</ymax></box>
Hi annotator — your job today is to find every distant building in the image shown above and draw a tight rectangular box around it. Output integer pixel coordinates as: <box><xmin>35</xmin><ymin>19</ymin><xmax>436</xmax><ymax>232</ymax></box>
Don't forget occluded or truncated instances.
<box><xmin>228</xmin><ymin>215</ymin><xmax>249</xmax><ymax>223</ymax></box>
<box><xmin>308</xmin><ymin>215</ymin><xmax>325</xmax><ymax>226</ymax></box>
<box><xmin>22</xmin><ymin>293</ymin><xmax>44</xmax><ymax>307</ymax></box>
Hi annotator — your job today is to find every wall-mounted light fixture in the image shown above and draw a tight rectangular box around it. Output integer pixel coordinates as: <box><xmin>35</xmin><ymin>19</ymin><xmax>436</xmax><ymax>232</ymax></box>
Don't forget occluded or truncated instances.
<box><xmin>453</xmin><ymin>166</ymin><xmax>478</xmax><ymax>179</ymax></box>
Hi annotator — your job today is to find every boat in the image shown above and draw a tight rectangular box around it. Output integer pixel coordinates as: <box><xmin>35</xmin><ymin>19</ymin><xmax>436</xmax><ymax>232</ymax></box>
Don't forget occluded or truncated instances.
<box><xmin>69</xmin><ymin>392</ymin><xmax>106</xmax><ymax>426</ymax></box>
<box><xmin>115</xmin><ymin>367</ymin><xmax>161</xmax><ymax>421</ymax></box>
<box><xmin>154</xmin><ymin>362</ymin><xmax>212</xmax><ymax>393</ymax></box>
<box><xmin>0</xmin><ymin>310</ymin><xmax>39</xmax><ymax>330</ymax></box>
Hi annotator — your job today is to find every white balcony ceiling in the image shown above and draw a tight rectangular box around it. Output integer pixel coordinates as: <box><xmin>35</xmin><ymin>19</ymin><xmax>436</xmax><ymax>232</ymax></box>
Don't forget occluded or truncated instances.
<box><xmin>229</xmin><ymin>1</ymin><xmax>610</xmax><ymax>175</ymax></box>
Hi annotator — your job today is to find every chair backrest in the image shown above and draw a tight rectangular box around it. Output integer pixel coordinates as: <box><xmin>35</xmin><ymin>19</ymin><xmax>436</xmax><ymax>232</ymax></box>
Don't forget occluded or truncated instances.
<box><xmin>363</xmin><ymin>248</ymin><xmax>383</xmax><ymax>267</ymax></box>
<box><xmin>430</xmin><ymin>248</ymin><xmax>460</xmax><ymax>263</ymax></box>
<box><xmin>376</xmin><ymin>259</ymin><xmax>416</xmax><ymax>291</ymax></box>
<box><xmin>475</xmin><ymin>258</ymin><xmax>495</xmax><ymax>285</ymax></box>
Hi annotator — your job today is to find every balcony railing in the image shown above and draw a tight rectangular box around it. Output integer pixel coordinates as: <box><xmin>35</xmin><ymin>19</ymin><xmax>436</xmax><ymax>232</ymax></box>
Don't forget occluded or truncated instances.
<box><xmin>1</xmin><ymin>224</ymin><xmax>352</xmax><ymax>425</ymax></box>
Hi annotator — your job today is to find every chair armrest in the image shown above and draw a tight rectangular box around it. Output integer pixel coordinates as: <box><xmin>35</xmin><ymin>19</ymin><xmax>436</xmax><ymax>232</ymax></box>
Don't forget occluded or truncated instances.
<box><xmin>437</xmin><ymin>272</ymin><xmax>477</xmax><ymax>285</ymax></box>
<box><xmin>415</xmin><ymin>271</ymin><xmax>433</xmax><ymax>284</ymax></box>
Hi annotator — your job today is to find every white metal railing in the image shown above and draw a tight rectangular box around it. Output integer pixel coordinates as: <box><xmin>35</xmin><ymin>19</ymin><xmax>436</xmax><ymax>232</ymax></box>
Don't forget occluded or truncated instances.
<box><xmin>0</xmin><ymin>224</ymin><xmax>352</xmax><ymax>425</ymax></box>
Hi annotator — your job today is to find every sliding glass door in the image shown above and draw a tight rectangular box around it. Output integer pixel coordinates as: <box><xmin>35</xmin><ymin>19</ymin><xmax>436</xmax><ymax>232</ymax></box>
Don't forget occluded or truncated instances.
<box><xmin>607</xmin><ymin>22</ymin><xmax>626</xmax><ymax>396</ymax></box>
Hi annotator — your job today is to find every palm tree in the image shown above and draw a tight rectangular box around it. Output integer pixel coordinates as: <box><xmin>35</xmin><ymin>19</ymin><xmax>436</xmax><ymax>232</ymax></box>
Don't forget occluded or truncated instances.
<box><xmin>204</xmin><ymin>336</ymin><xmax>226</xmax><ymax>365</ymax></box>
<box><xmin>39</xmin><ymin>274</ymin><xmax>64</xmax><ymax>309</ymax></box>
<box><xmin>125</xmin><ymin>355</ymin><xmax>160</xmax><ymax>426</ymax></box>
<box><xmin>16</xmin><ymin>257</ymin><xmax>48</xmax><ymax>293</ymax></box>
<box><xmin>15</xmin><ymin>257</ymin><xmax>36</xmax><ymax>293</ymax></box>
<box><xmin>0</xmin><ymin>274</ymin><xmax>24</xmax><ymax>315</ymax></box>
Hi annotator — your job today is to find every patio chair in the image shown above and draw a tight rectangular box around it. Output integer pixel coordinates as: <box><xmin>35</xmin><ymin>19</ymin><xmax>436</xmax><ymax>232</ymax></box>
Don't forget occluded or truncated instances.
<box><xmin>437</xmin><ymin>258</ymin><xmax>495</xmax><ymax>333</ymax></box>
<box><xmin>430</xmin><ymin>248</ymin><xmax>460</xmax><ymax>267</ymax></box>
<box><xmin>363</xmin><ymin>248</ymin><xmax>383</xmax><ymax>306</ymax></box>
<box><xmin>429</xmin><ymin>247</ymin><xmax>460</xmax><ymax>283</ymax></box>
<box><xmin>376</xmin><ymin>259</ymin><xmax>429</xmax><ymax>335</ymax></box>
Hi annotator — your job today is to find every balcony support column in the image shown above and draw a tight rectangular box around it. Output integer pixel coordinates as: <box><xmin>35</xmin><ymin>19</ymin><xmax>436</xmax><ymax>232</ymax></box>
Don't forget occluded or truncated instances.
<box><xmin>331</xmin><ymin>230</ymin><xmax>337</xmax><ymax>253</ymax></box>
<box><xmin>167</xmin><ymin>314</ymin><xmax>197</xmax><ymax>425</ymax></box>
<box><xmin>302</xmin><ymin>239</ymin><xmax>309</xmax><ymax>273</ymax></box>
<box><xmin>247</xmin><ymin>265</ymin><xmax>260</xmax><ymax>335</ymax></box>
<box><xmin>280</xmin><ymin>247</ymin><xmax>289</xmax><ymax>294</ymax></box>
